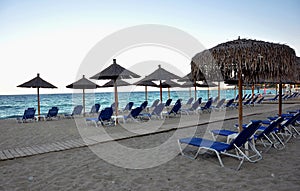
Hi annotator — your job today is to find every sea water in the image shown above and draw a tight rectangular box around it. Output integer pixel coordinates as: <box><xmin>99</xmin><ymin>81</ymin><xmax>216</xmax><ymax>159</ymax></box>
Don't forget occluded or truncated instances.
<box><xmin>0</xmin><ymin>89</ymin><xmax>276</xmax><ymax>119</ymax></box>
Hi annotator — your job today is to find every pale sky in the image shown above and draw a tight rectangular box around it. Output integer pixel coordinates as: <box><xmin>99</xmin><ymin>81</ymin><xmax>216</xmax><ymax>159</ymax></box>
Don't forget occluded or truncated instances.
<box><xmin>0</xmin><ymin>0</ymin><xmax>299</xmax><ymax>95</ymax></box>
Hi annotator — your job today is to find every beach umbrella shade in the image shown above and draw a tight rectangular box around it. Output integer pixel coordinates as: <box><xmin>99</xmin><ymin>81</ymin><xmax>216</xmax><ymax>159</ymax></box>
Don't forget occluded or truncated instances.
<box><xmin>17</xmin><ymin>73</ymin><xmax>57</xmax><ymax>116</ymax></box>
<box><xmin>202</xmin><ymin>81</ymin><xmax>217</xmax><ymax>100</ymax></box>
<box><xmin>66</xmin><ymin>75</ymin><xmax>100</xmax><ymax>115</ymax></box>
<box><xmin>191</xmin><ymin>38</ymin><xmax>297</xmax><ymax>131</ymax></box>
<box><xmin>178</xmin><ymin>72</ymin><xmax>207</xmax><ymax>100</ymax></box>
<box><xmin>90</xmin><ymin>59</ymin><xmax>140</xmax><ymax>116</ymax></box>
<box><xmin>101</xmin><ymin>79</ymin><xmax>131</xmax><ymax>87</ymax></box>
<box><xmin>134</xmin><ymin>77</ymin><xmax>158</xmax><ymax>101</ymax></box>
<box><xmin>142</xmin><ymin>65</ymin><xmax>182</xmax><ymax>102</ymax></box>
<box><xmin>161</xmin><ymin>80</ymin><xmax>182</xmax><ymax>98</ymax></box>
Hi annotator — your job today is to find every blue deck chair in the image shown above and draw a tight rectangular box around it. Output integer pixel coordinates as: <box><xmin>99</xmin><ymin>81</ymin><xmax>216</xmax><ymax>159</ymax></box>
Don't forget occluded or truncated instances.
<box><xmin>246</xmin><ymin>94</ymin><xmax>252</xmax><ymax>99</ymax></box>
<box><xmin>199</xmin><ymin>99</ymin><xmax>212</xmax><ymax>113</ymax></box>
<box><xmin>265</xmin><ymin>94</ymin><xmax>279</xmax><ymax>101</ymax></box>
<box><xmin>250</xmin><ymin>95</ymin><xmax>259</xmax><ymax>106</ymax></box>
<box><xmin>46</xmin><ymin>107</ymin><xmax>59</xmax><ymax>120</ymax></box>
<box><xmin>124</xmin><ymin>106</ymin><xmax>144</xmax><ymax>122</ymax></box>
<box><xmin>211</xmin><ymin>117</ymin><xmax>285</xmax><ymax>152</ymax></box>
<box><xmin>65</xmin><ymin>105</ymin><xmax>83</xmax><ymax>118</ymax></box>
<box><xmin>86</xmin><ymin>107</ymin><xmax>114</xmax><ymax>127</ymax></box>
<box><xmin>139</xmin><ymin>101</ymin><xmax>148</xmax><ymax>110</ymax></box>
<box><xmin>89</xmin><ymin>104</ymin><xmax>101</xmax><ymax>115</ymax></box>
<box><xmin>164</xmin><ymin>100</ymin><xmax>182</xmax><ymax>117</ymax></box>
<box><xmin>282</xmin><ymin>94</ymin><xmax>289</xmax><ymax>100</ymax></box>
<box><xmin>148</xmin><ymin>99</ymin><xmax>160</xmax><ymax>110</ymax></box>
<box><xmin>224</xmin><ymin>99</ymin><xmax>235</xmax><ymax>109</ymax></box>
<box><xmin>140</xmin><ymin>103</ymin><xmax>165</xmax><ymax>120</ymax></box>
<box><xmin>185</xmin><ymin>97</ymin><xmax>194</xmax><ymax>106</ymax></box>
<box><xmin>195</xmin><ymin>97</ymin><xmax>202</xmax><ymax>105</ymax></box>
<box><xmin>254</xmin><ymin>97</ymin><xmax>264</xmax><ymax>105</ymax></box>
<box><xmin>287</xmin><ymin>110</ymin><xmax>300</xmax><ymax>124</ymax></box>
<box><xmin>212</xmin><ymin>98</ymin><xmax>226</xmax><ymax>111</ymax></box>
<box><xmin>242</xmin><ymin>94</ymin><xmax>248</xmax><ymax>101</ymax></box>
<box><xmin>280</xmin><ymin>112</ymin><xmax>300</xmax><ymax>140</ymax></box>
<box><xmin>17</xmin><ymin>108</ymin><xmax>36</xmax><ymax>123</ymax></box>
<box><xmin>121</xmin><ymin>102</ymin><xmax>134</xmax><ymax>113</ymax></box>
<box><xmin>71</xmin><ymin>105</ymin><xmax>83</xmax><ymax>116</ymax></box>
<box><xmin>243</xmin><ymin>98</ymin><xmax>252</xmax><ymax>107</ymax></box>
<box><xmin>212</xmin><ymin>96</ymin><xmax>219</xmax><ymax>103</ymax></box>
<box><xmin>111</xmin><ymin>102</ymin><xmax>119</xmax><ymax>112</ymax></box>
<box><xmin>180</xmin><ymin>99</ymin><xmax>201</xmax><ymax>115</ymax></box>
<box><xmin>264</xmin><ymin>111</ymin><xmax>300</xmax><ymax>143</ymax></box>
<box><xmin>165</xmin><ymin>99</ymin><xmax>172</xmax><ymax>107</ymax></box>
<box><xmin>235</xmin><ymin>94</ymin><xmax>239</xmax><ymax>101</ymax></box>
<box><xmin>178</xmin><ymin>120</ymin><xmax>262</xmax><ymax>170</ymax></box>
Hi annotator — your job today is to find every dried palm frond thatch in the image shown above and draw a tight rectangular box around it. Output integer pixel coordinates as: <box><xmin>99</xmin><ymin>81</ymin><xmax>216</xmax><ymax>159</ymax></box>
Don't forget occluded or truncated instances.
<box><xmin>191</xmin><ymin>38</ymin><xmax>297</xmax><ymax>131</ymax></box>
<box><xmin>191</xmin><ymin>38</ymin><xmax>297</xmax><ymax>83</ymax></box>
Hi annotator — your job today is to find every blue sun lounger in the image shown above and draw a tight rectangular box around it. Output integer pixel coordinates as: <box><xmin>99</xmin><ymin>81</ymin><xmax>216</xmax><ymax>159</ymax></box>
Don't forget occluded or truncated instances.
<box><xmin>46</xmin><ymin>107</ymin><xmax>59</xmax><ymax>120</ymax></box>
<box><xmin>164</xmin><ymin>100</ymin><xmax>182</xmax><ymax>117</ymax></box>
<box><xmin>86</xmin><ymin>107</ymin><xmax>114</xmax><ymax>127</ymax></box>
<box><xmin>211</xmin><ymin>117</ymin><xmax>285</xmax><ymax>151</ymax></box>
<box><xmin>140</xmin><ymin>103</ymin><xmax>165</xmax><ymax>120</ymax></box>
<box><xmin>17</xmin><ymin>108</ymin><xmax>37</xmax><ymax>123</ymax></box>
<box><xmin>178</xmin><ymin>120</ymin><xmax>262</xmax><ymax>170</ymax></box>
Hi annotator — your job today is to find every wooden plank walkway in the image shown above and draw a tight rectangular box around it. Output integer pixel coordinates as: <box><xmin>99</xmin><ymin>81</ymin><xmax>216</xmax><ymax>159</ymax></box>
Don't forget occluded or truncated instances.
<box><xmin>0</xmin><ymin>138</ymin><xmax>93</xmax><ymax>161</ymax></box>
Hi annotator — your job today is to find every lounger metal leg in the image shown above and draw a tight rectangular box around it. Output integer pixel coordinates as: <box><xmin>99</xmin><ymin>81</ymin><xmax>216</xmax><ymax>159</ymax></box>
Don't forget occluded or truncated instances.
<box><xmin>289</xmin><ymin>124</ymin><xmax>300</xmax><ymax>136</ymax></box>
<box><xmin>177</xmin><ymin>141</ymin><xmax>199</xmax><ymax>160</ymax></box>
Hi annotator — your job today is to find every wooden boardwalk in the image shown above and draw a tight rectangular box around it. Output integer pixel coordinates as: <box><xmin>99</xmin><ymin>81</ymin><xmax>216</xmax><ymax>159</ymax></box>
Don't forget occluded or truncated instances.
<box><xmin>0</xmin><ymin>138</ymin><xmax>89</xmax><ymax>161</ymax></box>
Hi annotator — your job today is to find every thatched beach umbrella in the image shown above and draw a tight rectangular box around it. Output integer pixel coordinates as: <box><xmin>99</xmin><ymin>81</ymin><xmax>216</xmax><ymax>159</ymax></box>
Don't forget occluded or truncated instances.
<box><xmin>191</xmin><ymin>38</ymin><xmax>297</xmax><ymax>131</ymax></box>
<box><xmin>90</xmin><ymin>59</ymin><xmax>140</xmax><ymax>116</ymax></box>
<box><xmin>17</xmin><ymin>73</ymin><xmax>57</xmax><ymax>116</ymax></box>
<box><xmin>101</xmin><ymin>79</ymin><xmax>131</xmax><ymax>87</ymax></box>
<box><xmin>134</xmin><ymin>77</ymin><xmax>158</xmax><ymax>101</ymax></box>
<box><xmin>66</xmin><ymin>75</ymin><xmax>100</xmax><ymax>115</ymax></box>
<box><xmin>178</xmin><ymin>72</ymin><xmax>206</xmax><ymax>100</ymax></box>
<box><xmin>142</xmin><ymin>65</ymin><xmax>182</xmax><ymax>102</ymax></box>
<box><xmin>161</xmin><ymin>80</ymin><xmax>182</xmax><ymax>99</ymax></box>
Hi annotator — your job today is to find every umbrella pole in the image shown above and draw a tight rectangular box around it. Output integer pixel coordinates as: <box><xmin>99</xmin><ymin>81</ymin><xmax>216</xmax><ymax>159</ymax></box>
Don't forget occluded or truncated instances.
<box><xmin>251</xmin><ymin>83</ymin><xmax>254</xmax><ymax>99</ymax></box>
<box><xmin>207</xmin><ymin>88</ymin><xmax>210</xmax><ymax>100</ymax></box>
<box><xmin>234</xmin><ymin>85</ymin><xmax>236</xmax><ymax>99</ymax></box>
<box><xmin>194</xmin><ymin>83</ymin><xmax>197</xmax><ymax>100</ymax></box>
<box><xmin>83</xmin><ymin>89</ymin><xmax>85</xmax><ymax>117</ymax></box>
<box><xmin>160</xmin><ymin>80</ymin><xmax>162</xmax><ymax>102</ymax></box>
<box><xmin>37</xmin><ymin>87</ymin><xmax>40</xmax><ymax>116</ymax></box>
<box><xmin>145</xmin><ymin>86</ymin><xmax>148</xmax><ymax>101</ymax></box>
<box><xmin>238</xmin><ymin>71</ymin><xmax>243</xmax><ymax>132</ymax></box>
<box><xmin>279</xmin><ymin>82</ymin><xmax>282</xmax><ymax>115</ymax></box>
<box><xmin>168</xmin><ymin>87</ymin><xmax>170</xmax><ymax>99</ymax></box>
<box><xmin>218</xmin><ymin>81</ymin><xmax>220</xmax><ymax>101</ymax></box>
<box><xmin>114</xmin><ymin>79</ymin><xmax>119</xmax><ymax>119</ymax></box>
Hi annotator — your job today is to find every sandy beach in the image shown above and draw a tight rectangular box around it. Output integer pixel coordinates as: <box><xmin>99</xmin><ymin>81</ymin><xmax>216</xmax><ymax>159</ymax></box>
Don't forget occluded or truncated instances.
<box><xmin>0</xmin><ymin>102</ymin><xmax>300</xmax><ymax>190</ymax></box>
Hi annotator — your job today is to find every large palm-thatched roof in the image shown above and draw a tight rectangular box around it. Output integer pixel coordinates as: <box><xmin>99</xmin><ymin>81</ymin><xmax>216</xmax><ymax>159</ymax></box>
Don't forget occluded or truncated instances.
<box><xmin>191</xmin><ymin>38</ymin><xmax>297</xmax><ymax>83</ymax></box>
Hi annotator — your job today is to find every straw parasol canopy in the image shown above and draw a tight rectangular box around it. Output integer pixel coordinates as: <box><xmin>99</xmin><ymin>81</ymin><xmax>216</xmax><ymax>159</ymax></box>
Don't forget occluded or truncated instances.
<box><xmin>161</xmin><ymin>80</ymin><xmax>182</xmax><ymax>99</ymax></box>
<box><xmin>134</xmin><ymin>77</ymin><xmax>158</xmax><ymax>101</ymax></box>
<box><xmin>142</xmin><ymin>65</ymin><xmax>182</xmax><ymax>102</ymax></box>
<box><xmin>178</xmin><ymin>72</ymin><xmax>207</xmax><ymax>100</ymax></box>
<box><xmin>90</xmin><ymin>59</ymin><xmax>140</xmax><ymax>116</ymax></box>
<box><xmin>17</xmin><ymin>73</ymin><xmax>57</xmax><ymax>116</ymax></box>
<box><xmin>66</xmin><ymin>75</ymin><xmax>100</xmax><ymax>115</ymax></box>
<box><xmin>191</xmin><ymin>38</ymin><xmax>297</xmax><ymax>131</ymax></box>
<box><xmin>101</xmin><ymin>79</ymin><xmax>131</xmax><ymax>87</ymax></box>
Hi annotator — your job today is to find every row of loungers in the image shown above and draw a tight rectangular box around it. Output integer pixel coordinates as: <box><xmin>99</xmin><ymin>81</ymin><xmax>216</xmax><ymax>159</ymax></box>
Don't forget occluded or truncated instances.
<box><xmin>16</xmin><ymin>92</ymin><xmax>298</xmax><ymax>123</ymax></box>
<box><xmin>178</xmin><ymin>109</ymin><xmax>300</xmax><ymax>170</ymax></box>
<box><xmin>85</xmin><ymin>96</ymin><xmax>265</xmax><ymax>127</ymax></box>
<box><xmin>15</xmin><ymin>94</ymin><xmax>265</xmax><ymax>123</ymax></box>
